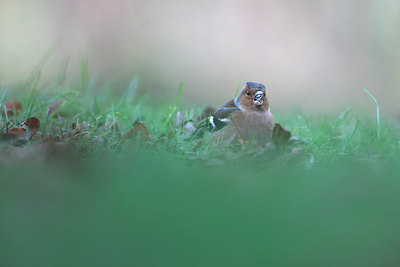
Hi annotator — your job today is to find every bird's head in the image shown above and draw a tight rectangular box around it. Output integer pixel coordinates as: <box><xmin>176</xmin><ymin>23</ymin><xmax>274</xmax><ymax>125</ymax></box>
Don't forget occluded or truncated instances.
<box><xmin>235</xmin><ymin>82</ymin><xmax>269</xmax><ymax>112</ymax></box>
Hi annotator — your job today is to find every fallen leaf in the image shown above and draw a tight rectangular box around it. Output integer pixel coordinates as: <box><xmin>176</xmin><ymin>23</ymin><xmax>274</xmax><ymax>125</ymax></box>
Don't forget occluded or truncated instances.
<box><xmin>5</xmin><ymin>99</ymin><xmax>22</xmax><ymax>110</ymax></box>
<box><xmin>0</xmin><ymin>127</ymin><xmax>26</xmax><ymax>141</ymax></box>
<box><xmin>133</xmin><ymin>122</ymin><xmax>150</xmax><ymax>140</ymax></box>
<box><xmin>123</xmin><ymin>122</ymin><xmax>150</xmax><ymax>141</ymax></box>
<box><xmin>2</xmin><ymin>99</ymin><xmax>22</xmax><ymax>117</ymax></box>
<box><xmin>22</xmin><ymin>117</ymin><xmax>41</xmax><ymax>140</ymax></box>
<box><xmin>183</xmin><ymin>121</ymin><xmax>196</xmax><ymax>138</ymax></box>
<box><xmin>272</xmin><ymin>123</ymin><xmax>292</xmax><ymax>145</ymax></box>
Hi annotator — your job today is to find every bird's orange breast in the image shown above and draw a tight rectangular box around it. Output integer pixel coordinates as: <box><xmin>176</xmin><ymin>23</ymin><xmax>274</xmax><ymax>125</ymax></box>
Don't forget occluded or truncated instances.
<box><xmin>231</xmin><ymin>110</ymin><xmax>274</xmax><ymax>143</ymax></box>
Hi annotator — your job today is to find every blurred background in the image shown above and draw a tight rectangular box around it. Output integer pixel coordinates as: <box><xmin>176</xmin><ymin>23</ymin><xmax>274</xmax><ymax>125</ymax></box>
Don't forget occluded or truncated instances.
<box><xmin>1</xmin><ymin>0</ymin><xmax>399</xmax><ymax>113</ymax></box>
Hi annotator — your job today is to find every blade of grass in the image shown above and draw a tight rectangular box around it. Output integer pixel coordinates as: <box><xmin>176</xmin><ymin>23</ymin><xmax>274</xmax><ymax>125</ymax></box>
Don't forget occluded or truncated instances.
<box><xmin>176</xmin><ymin>82</ymin><xmax>184</xmax><ymax>106</ymax></box>
<box><xmin>25</xmin><ymin>71</ymin><xmax>41</xmax><ymax>117</ymax></box>
<box><xmin>363</xmin><ymin>87</ymin><xmax>380</xmax><ymax>140</ymax></box>
<box><xmin>57</xmin><ymin>55</ymin><xmax>70</xmax><ymax>87</ymax></box>
<box><xmin>235</xmin><ymin>81</ymin><xmax>241</xmax><ymax>97</ymax></box>
<box><xmin>162</xmin><ymin>83</ymin><xmax>184</xmax><ymax>135</ymax></box>
<box><xmin>1</xmin><ymin>91</ymin><xmax>7</xmax><ymax>103</ymax></box>
<box><xmin>350</xmin><ymin>119</ymin><xmax>360</xmax><ymax>138</ymax></box>
<box><xmin>2</xmin><ymin>104</ymin><xmax>9</xmax><ymax>122</ymax></box>
<box><xmin>81</xmin><ymin>59</ymin><xmax>89</xmax><ymax>92</ymax></box>
<box><xmin>121</xmin><ymin>75</ymin><xmax>139</xmax><ymax>107</ymax></box>
<box><xmin>22</xmin><ymin>44</ymin><xmax>56</xmax><ymax>89</ymax></box>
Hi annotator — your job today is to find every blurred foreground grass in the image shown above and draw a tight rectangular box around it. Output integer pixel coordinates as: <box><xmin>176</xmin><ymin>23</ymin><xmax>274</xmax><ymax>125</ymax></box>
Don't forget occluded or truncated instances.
<box><xmin>1</xmin><ymin>71</ymin><xmax>400</xmax><ymax>266</ymax></box>
<box><xmin>2</xmin><ymin>156</ymin><xmax>400</xmax><ymax>266</ymax></box>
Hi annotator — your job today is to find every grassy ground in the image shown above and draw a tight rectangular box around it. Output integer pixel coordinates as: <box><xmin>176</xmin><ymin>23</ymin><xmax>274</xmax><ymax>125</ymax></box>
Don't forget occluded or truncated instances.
<box><xmin>1</xmin><ymin>72</ymin><xmax>400</xmax><ymax>266</ymax></box>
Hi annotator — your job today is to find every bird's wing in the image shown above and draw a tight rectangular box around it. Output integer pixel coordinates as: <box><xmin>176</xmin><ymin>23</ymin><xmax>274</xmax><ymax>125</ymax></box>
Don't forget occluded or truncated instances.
<box><xmin>192</xmin><ymin>100</ymin><xmax>240</xmax><ymax>138</ymax></box>
<box><xmin>210</xmin><ymin>99</ymin><xmax>240</xmax><ymax>129</ymax></box>
<box><xmin>213</xmin><ymin>99</ymin><xmax>240</xmax><ymax>122</ymax></box>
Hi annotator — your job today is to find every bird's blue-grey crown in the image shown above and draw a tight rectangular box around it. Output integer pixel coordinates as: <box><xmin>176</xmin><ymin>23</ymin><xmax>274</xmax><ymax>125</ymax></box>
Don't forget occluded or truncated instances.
<box><xmin>246</xmin><ymin>81</ymin><xmax>266</xmax><ymax>90</ymax></box>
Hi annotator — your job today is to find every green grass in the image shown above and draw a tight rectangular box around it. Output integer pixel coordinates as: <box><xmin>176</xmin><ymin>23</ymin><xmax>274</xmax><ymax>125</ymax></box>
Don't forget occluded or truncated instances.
<box><xmin>1</xmin><ymin>71</ymin><xmax>400</xmax><ymax>266</ymax></box>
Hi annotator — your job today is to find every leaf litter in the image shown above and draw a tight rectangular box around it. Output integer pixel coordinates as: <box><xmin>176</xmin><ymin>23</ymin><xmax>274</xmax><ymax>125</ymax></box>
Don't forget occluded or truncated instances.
<box><xmin>0</xmin><ymin>96</ymin><xmax>307</xmax><ymax>166</ymax></box>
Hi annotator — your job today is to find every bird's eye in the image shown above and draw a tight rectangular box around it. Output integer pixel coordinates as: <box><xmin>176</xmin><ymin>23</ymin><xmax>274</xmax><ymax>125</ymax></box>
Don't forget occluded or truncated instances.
<box><xmin>246</xmin><ymin>91</ymin><xmax>251</xmax><ymax>96</ymax></box>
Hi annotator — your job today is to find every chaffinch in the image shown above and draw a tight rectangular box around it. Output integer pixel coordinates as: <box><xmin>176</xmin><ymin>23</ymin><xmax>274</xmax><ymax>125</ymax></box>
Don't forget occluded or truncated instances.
<box><xmin>196</xmin><ymin>81</ymin><xmax>274</xmax><ymax>144</ymax></box>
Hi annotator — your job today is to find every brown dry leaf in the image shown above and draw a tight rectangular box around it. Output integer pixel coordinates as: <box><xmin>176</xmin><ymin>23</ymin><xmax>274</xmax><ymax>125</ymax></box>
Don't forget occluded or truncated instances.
<box><xmin>0</xmin><ymin>127</ymin><xmax>26</xmax><ymax>141</ymax></box>
<box><xmin>123</xmin><ymin>122</ymin><xmax>150</xmax><ymax>141</ymax></box>
<box><xmin>2</xmin><ymin>99</ymin><xmax>22</xmax><ymax>117</ymax></box>
<box><xmin>22</xmin><ymin>117</ymin><xmax>41</xmax><ymax>140</ymax></box>
<box><xmin>272</xmin><ymin>123</ymin><xmax>292</xmax><ymax>146</ymax></box>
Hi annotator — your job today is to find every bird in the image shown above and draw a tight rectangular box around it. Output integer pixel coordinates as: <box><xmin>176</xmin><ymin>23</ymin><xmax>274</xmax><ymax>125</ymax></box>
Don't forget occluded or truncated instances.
<box><xmin>194</xmin><ymin>81</ymin><xmax>274</xmax><ymax>145</ymax></box>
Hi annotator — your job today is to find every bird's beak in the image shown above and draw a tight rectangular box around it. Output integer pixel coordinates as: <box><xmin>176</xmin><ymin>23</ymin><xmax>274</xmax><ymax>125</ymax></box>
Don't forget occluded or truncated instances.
<box><xmin>253</xmin><ymin>91</ymin><xmax>264</xmax><ymax>106</ymax></box>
